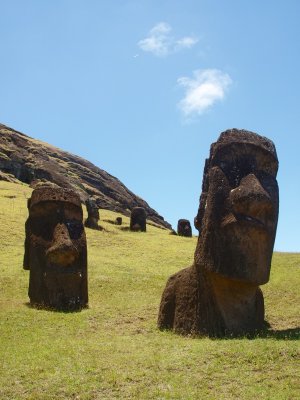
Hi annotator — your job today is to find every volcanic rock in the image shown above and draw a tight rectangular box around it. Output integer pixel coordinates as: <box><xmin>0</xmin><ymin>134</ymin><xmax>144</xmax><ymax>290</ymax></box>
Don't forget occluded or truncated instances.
<box><xmin>0</xmin><ymin>123</ymin><xmax>171</xmax><ymax>229</ymax></box>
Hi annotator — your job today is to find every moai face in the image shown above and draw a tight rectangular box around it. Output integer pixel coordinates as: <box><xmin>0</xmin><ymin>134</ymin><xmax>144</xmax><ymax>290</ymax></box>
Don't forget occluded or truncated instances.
<box><xmin>130</xmin><ymin>207</ymin><xmax>147</xmax><ymax>232</ymax></box>
<box><xmin>24</xmin><ymin>187</ymin><xmax>88</xmax><ymax>310</ymax></box>
<box><xmin>194</xmin><ymin>129</ymin><xmax>279</xmax><ymax>285</ymax></box>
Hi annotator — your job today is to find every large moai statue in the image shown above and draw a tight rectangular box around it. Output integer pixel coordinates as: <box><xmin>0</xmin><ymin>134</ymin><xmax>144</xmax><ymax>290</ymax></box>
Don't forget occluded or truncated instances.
<box><xmin>84</xmin><ymin>197</ymin><xmax>100</xmax><ymax>230</ymax></box>
<box><xmin>130</xmin><ymin>207</ymin><xmax>147</xmax><ymax>232</ymax></box>
<box><xmin>177</xmin><ymin>219</ymin><xmax>192</xmax><ymax>237</ymax></box>
<box><xmin>23</xmin><ymin>186</ymin><xmax>88</xmax><ymax>311</ymax></box>
<box><xmin>158</xmin><ymin>129</ymin><xmax>279</xmax><ymax>336</ymax></box>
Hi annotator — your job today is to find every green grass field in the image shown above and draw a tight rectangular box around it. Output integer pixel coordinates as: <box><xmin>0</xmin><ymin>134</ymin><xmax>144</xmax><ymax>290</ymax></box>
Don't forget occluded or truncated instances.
<box><xmin>0</xmin><ymin>180</ymin><xmax>299</xmax><ymax>399</ymax></box>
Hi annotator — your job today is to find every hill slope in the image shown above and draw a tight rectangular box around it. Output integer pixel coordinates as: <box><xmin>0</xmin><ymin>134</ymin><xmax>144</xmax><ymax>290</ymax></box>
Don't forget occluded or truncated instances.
<box><xmin>0</xmin><ymin>123</ymin><xmax>171</xmax><ymax>229</ymax></box>
<box><xmin>0</xmin><ymin>180</ymin><xmax>299</xmax><ymax>399</ymax></box>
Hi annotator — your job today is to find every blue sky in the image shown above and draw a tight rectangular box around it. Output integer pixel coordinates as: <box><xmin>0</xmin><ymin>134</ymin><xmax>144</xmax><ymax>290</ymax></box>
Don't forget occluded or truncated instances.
<box><xmin>1</xmin><ymin>0</ymin><xmax>299</xmax><ymax>251</ymax></box>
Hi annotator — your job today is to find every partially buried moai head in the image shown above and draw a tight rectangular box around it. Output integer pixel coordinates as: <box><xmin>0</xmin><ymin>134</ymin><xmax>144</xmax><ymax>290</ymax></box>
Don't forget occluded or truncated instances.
<box><xmin>194</xmin><ymin>128</ymin><xmax>279</xmax><ymax>284</ymax></box>
<box><xmin>115</xmin><ymin>217</ymin><xmax>122</xmax><ymax>225</ymax></box>
<box><xmin>177</xmin><ymin>219</ymin><xmax>192</xmax><ymax>237</ymax></box>
<box><xmin>24</xmin><ymin>186</ymin><xmax>88</xmax><ymax>311</ymax></box>
<box><xmin>130</xmin><ymin>207</ymin><xmax>146</xmax><ymax>232</ymax></box>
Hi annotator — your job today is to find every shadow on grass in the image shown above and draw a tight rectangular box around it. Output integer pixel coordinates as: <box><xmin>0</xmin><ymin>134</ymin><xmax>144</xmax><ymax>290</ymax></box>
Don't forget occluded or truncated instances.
<box><xmin>209</xmin><ymin>325</ymin><xmax>300</xmax><ymax>341</ymax></box>
<box><xmin>102</xmin><ymin>219</ymin><xmax>116</xmax><ymax>224</ymax></box>
<box><xmin>161</xmin><ymin>321</ymin><xmax>300</xmax><ymax>341</ymax></box>
<box><xmin>257</xmin><ymin>326</ymin><xmax>300</xmax><ymax>340</ymax></box>
<box><xmin>24</xmin><ymin>302</ymin><xmax>88</xmax><ymax>313</ymax></box>
<box><xmin>119</xmin><ymin>226</ymin><xmax>130</xmax><ymax>231</ymax></box>
<box><xmin>119</xmin><ymin>226</ymin><xmax>147</xmax><ymax>232</ymax></box>
<box><xmin>84</xmin><ymin>224</ymin><xmax>105</xmax><ymax>231</ymax></box>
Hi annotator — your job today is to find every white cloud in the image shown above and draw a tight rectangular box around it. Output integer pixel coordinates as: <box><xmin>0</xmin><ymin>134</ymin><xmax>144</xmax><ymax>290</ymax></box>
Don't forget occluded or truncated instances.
<box><xmin>177</xmin><ymin>69</ymin><xmax>232</xmax><ymax>117</ymax></box>
<box><xmin>175</xmin><ymin>36</ymin><xmax>198</xmax><ymax>50</ymax></box>
<box><xmin>138</xmin><ymin>22</ymin><xmax>197</xmax><ymax>57</ymax></box>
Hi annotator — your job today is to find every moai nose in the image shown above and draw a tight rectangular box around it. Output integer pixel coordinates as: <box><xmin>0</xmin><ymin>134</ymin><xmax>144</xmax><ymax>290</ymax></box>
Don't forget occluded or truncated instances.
<box><xmin>46</xmin><ymin>224</ymin><xmax>78</xmax><ymax>266</ymax></box>
<box><xmin>230</xmin><ymin>174</ymin><xmax>273</xmax><ymax>218</ymax></box>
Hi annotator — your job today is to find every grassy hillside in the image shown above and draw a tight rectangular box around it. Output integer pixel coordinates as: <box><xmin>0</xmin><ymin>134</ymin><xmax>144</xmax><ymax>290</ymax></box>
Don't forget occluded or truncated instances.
<box><xmin>0</xmin><ymin>181</ymin><xmax>299</xmax><ymax>400</ymax></box>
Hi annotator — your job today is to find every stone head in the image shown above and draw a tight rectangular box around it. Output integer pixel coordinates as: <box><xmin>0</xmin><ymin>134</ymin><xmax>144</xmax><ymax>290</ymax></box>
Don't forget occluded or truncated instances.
<box><xmin>194</xmin><ymin>129</ymin><xmax>279</xmax><ymax>285</ymax></box>
<box><xmin>24</xmin><ymin>186</ymin><xmax>88</xmax><ymax>310</ymax></box>
<box><xmin>130</xmin><ymin>207</ymin><xmax>147</xmax><ymax>232</ymax></box>
<box><xmin>177</xmin><ymin>219</ymin><xmax>192</xmax><ymax>237</ymax></box>
<box><xmin>84</xmin><ymin>197</ymin><xmax>100</xmax><ymax>229</ymax></box>
<box><xmin>115</xmin><ymin>217</ymin><xmax>122</xmax><ymax>225</ymax></box>
<box><xmin>85</xmin><ymin>197</ymin><xmax>99</xmax><ymax>220</ymax></box>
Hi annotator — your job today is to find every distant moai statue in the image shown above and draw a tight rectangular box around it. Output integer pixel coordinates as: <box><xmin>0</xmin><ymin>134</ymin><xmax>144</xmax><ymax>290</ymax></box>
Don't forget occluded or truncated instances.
<box><xmin>158</xmin><ymin>129</ymin><xmax>279</xmax><ymax>336</ymax></box>
<box><xmin>177</xmin><ymin>219</ymin><xmax>192</xmax><ymax>237</ymax></box>
<box><xmin>23</xmin><ymin>186</ymin><xmax>88</xmax><ymax>311</ymax></box>
<box><xmin>115</xmin><ymin>217</ymin><xmax>122</xmax><ymax>225</ymax></box>
<box><xmin>84</xmin><ymin>197</ymin><xmax>100</xmax><ymax>230</ymax></box>
<box><xmin>130</xmin><ymin>207</ymin><xmax>147</xmax><ymax>232</ymax></box>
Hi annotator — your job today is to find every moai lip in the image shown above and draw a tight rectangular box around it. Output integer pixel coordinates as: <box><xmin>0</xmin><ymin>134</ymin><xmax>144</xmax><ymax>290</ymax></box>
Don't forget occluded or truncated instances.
<box><xmin>158</xmin><ymin>129</ymin><xmax>279</xmax><ymax>336</ymax></box>
<box><xmin>23</xmin><ymin>186</ymin><xmax>88</xmax><ymax>311</ymax></box>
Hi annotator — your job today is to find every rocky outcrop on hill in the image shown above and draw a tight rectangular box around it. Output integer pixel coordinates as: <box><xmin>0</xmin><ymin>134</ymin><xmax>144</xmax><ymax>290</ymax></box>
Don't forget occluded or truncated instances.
<box><xmin>0</xmin><ymin>123</ymin><xmax>171</xmax><ymax>229</ymax></box>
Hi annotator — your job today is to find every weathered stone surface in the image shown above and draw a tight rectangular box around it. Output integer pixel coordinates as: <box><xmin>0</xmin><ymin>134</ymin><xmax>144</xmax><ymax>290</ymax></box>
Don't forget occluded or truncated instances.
<box><xmin>158</xmin><ymin>129</ymin><xmax>279</xmax><ymax>336</ymax></box>
<box><xmin>0</xmin><ymin>123</ymin><xmax>171</xmax><ymax>229</ymax></box>
<box><xmin>130</xmin><ymin>207</ymin><xmax>146</xmax><ymax>232</ymax></box>
<box><xmin>24</xmin><ymin>186</ymin><xmax>88</xmax><ymax>311</ymax></box>
<box><xmin>177</xmin><ymin>219</ymin><xmax>192</xmax><ymax>237</ymax></box>
<box><xmin>0</xmin><ymin>170</ymin><xmax>19</xmax><ymax>182</ymax></box>
<box><xmin>84</xmin><ymin>197</ymin><xmax>100</xmax><ymax>230</ymax></box>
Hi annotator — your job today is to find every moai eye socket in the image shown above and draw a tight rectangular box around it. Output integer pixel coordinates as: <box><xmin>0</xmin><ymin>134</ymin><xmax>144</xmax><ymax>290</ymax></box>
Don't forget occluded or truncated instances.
<box><xmin>30</xmin><ymin>218</ymin><xmax>56</xmax><ymax>241</ymax></box>
<box><xmin>66</xmin><ymin>221</ymin><xmax>84</xmax><ymax>240</ymax></box>
<box><xmin>218</xmin><ymin>156</ymin><xmax>257</xmax><ymax>188</ymax></box>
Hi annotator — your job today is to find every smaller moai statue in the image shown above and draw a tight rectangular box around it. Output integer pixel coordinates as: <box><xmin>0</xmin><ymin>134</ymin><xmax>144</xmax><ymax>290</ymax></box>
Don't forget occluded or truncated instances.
<box><xmin>84</xmin><ymin>197</ymin><xmax>100</xmax><ymax>230</ymax></box>
<box><xmin>130</xmin><ymin>207</ymin><xmax>147</xmax><ymax>232</ymax></box>
<box><xmin>177</xmin><ymin>219</ymin><xmax>192</xmax><ymax>237</ymax></box>
<box><xmin>23</xmin><ymin>186</ymin><xmax>88</xmax><ymax>311</ymax></box>
<box><xmin>115</xmin><ymin>217</ymin><xmax>122</xmax><ymax>225</ymax></box>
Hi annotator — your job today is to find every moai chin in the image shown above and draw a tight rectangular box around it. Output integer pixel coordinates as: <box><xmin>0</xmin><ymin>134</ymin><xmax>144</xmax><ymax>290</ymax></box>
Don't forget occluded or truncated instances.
<box><xmin>23</xmin><ymin>186</ymin><xmax>88</xmax><ymax>311</ymax></box>
<box><xmin>130</xmin><ymin>207</ymin><xmax>147</xmax><ymax>232</ymax></box>
<box><xmin>84</xmin><ymin>197</ymin><xmax>100</xmax><ymax>230</ymax></box>
<box><xmin>177</xmin><ymin>219</ymin><xmax>192</xmax><ymax>237</ymax></box>
<box><xmin>158</xmin><ymin>129</ymin><xmax>279</xmax><ymax>336</ymax></box>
